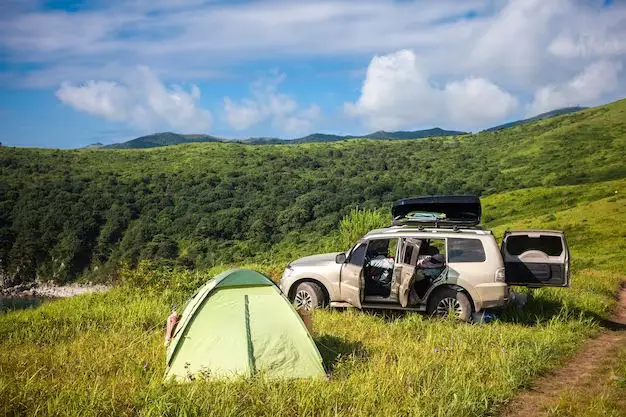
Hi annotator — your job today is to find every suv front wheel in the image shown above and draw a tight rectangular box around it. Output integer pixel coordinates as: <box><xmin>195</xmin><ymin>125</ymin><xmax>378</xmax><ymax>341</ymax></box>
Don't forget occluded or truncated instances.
<box><xmin>292</xmin><ymin>282</ymin><xmax>325</xmax><ymax>311</ymax></box>
<box><xmin>427</xmin><ymin>288</ymin><xmax>472</xmax><ymax>321</ymax></box>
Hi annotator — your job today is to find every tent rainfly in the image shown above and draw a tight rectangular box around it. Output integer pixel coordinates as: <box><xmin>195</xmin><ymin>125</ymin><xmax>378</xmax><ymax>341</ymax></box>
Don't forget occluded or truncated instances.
<box><xmin>164</xmin><ymin>269</ymin><xmax>326</xmax><ymax>381</ymax></box>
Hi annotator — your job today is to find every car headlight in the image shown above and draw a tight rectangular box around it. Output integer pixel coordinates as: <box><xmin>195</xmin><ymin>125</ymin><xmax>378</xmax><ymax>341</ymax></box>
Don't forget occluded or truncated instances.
<box><xmin>281</xmin><ymin>264</ymin><xmax>294</xmax><ymax>281</ymax></box>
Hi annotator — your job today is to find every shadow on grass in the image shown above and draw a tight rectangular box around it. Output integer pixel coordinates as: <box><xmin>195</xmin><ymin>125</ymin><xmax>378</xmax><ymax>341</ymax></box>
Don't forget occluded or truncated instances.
<box><xmin>346</xmin><ymin>294</ymin><xmax>626</xmax><ymax>330</ymax></box>
<box><xmin>497</xmin><ymin>294</ymin><xmax>626</xmax><ymax>331</ymax></box>
<box><xmin>324</xmin><ymin>283</ymin><xmax>626</xmax><ymax>330</ymax></box>
<box><xmin>314</xmin><ymin>334</ymin><xmax>367</xmax><ymax>373</ymax></box>
<box><xmin>362</xmin><ymin>308</ymin><xmax>412</xmax><ymax>322</ymax></box>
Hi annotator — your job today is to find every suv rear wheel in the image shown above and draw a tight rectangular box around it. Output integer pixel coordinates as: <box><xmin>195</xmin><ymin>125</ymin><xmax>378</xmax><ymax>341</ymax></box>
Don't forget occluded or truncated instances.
<box><xmin>427</xmin><ymin>288</ymin><xmax>472</xmax><ymax>321</ymax></box>
<box><xmin>293</xmin><ymin>282</ymin><xmax>325</xmax><ymax>311</ymax></box>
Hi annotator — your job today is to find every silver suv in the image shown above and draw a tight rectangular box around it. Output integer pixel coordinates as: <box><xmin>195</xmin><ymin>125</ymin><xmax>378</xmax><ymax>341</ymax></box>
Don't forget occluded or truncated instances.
<box><xmin>279</xmin><ymin>196</ymin><xmax>570</xmax><ymax>320</ymax></box>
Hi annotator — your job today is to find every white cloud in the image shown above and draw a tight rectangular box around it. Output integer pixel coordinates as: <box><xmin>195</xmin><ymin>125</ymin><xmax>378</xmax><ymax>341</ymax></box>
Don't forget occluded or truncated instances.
<box><xmin>0</xmin><ymin>1</ymin><xmax>485</xmax><ymax>87</ymax></box>
<box><xmin>3</xmin><ymin>0</ymin><xmax>622</xmax><ymax>87</ymax></box>
<box><xmin>9</xmin><ymin>63</ymin><xmax>223</xmax><ymax>90</ymax></box>
<box><xmin>275</xmin><ymin>105</ymin><xmax>322</xmax><ymax>134</ymax></box>
<box><xmin>549</xmin><ymin>34</ymin><xmax>626</xmax><ymax>59</ymax></box>
<box><xmin>223</xmin><ymin>73</ymin><xmax>321</xmax><ymax>134</ymax></box>
<box><xmin>530</xmin><ymin>60</ymin><xmax>622</xmax><ymax>115</ymax></box>
<box><xmin>1</xmin><ymin>1</ymin><xmax>625</xmax><ymax>88</ymax></box>
<box><xmin>223</xmin><ymin>97</ymin><xmax>263</xmax><ymax>131</ymax></box>
<box><xmin>444</xmin><ymin>78</ymin><xmax>519</xmax><ymax>125</ymax></box>
<box><xmin>56</xmin><ymin>66</ymin><xmax>212</xmax><ymax>132</ymax></box>
<box><xmin>468</xmin><ymin>0</ymin><xmax>569</xmax><ymax>81</ymax></box>
<box><xmin>345</xmin><ymin>50</ymin><xmax>518</xmax><ymax>130</ymax></box>
<box><xmin>2</xmin><ymin>0</ymin><xmax>626</xmax><ymax>133</ymax></box>
<box><xmin>547</xmin><ymin>4</ymin><xmax>626</xmax><ymax>59</ymax></box>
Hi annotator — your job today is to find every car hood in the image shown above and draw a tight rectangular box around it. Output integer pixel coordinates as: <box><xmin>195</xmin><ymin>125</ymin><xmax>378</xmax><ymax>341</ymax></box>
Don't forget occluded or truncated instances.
<box><xmin>289</xmin><ymin>252</ymin><xmax>342</xmax><ymax>267</ymax></box>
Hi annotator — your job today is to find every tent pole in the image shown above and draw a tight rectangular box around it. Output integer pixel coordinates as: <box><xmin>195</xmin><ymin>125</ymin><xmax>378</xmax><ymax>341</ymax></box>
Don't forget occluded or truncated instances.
<box><xmin>244</xmin><ymin>295</ymin><xmax>256</xmax><ymax>376</ymax></box>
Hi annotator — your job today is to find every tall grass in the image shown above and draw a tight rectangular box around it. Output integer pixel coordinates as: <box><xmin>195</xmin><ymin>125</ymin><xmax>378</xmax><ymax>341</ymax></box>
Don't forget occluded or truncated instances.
<box><xmin>337</xmin><ymin>208</ymin><xmax>388</xmax><ymax>250</ymax></box>
<box><xmin>1</xmin><ymin>179</ymin><xmax>625</xmax><ymax>416</ymax></box>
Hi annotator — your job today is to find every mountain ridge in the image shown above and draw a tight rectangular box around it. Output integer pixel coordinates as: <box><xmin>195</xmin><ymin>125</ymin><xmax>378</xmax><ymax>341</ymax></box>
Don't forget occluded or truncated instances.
<box><xmin>482</xmin><ymin>106</ymin><xmax>587</xmax><ymax>132</ymax></box>
<box><xmin>89</xmin><ymin>106</ymin><xmax>588</xmax><ymax>149</ymax></box>
<box><xmin>96</xmin><ymin>127</ymin><xmax>467</xmax><ymax>149</ymax></box>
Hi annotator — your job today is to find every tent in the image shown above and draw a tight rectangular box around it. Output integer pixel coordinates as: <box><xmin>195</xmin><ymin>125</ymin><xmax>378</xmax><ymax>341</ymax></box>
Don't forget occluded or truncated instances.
<box><xmin>164</xmin><ymin>269</ymin><xmax>326</xmax><ymax>381</ymax></box>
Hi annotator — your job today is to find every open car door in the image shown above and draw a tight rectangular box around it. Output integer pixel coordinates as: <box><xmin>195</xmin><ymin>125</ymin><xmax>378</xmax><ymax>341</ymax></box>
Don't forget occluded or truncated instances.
<box><xmin>340</xmin><ymin>241</ymin><xmax>367</xmax><ymax>308</ymax></box>
<box><xmin>398</xmin><ymin>238</ymin><xmax>421</xmax><ymax>307</ymax></box>
<box><xmin>501</xmin><ymin>230</ymin><xmax>570</xmax><ymax>287</ymax></box>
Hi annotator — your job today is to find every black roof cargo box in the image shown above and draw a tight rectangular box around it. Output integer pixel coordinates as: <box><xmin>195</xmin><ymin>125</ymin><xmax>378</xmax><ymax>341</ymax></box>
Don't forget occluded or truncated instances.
<box><xmin>391</xmin><ymin>195</ymin><xmax>481</xmax><ymax>226</ymax></box>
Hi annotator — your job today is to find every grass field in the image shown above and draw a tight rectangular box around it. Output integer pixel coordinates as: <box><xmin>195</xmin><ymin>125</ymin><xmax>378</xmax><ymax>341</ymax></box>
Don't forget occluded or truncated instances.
<box><xmin>1</xmin><ymin>179</ymin><xmax>625</xmax><ymax>416</ymax></box>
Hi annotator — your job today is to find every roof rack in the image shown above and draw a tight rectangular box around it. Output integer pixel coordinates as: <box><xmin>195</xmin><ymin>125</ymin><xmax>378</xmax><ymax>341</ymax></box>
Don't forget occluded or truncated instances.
<box><xmin>390</xmin><ymin>217</ymin><xmax>482</xmax><ymax>230</ymax></box>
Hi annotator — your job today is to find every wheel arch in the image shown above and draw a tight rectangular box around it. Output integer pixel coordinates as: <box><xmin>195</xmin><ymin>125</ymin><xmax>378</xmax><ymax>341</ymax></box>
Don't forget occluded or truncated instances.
<box><xmin>426</xmin><ymin>284</ymin><xmax>476</xmax><ymax>312</ymax></box>
<box><xmin>288</xmin><ymin>278</ymin><xmax>330</xmax><ymax>305</ymax></box>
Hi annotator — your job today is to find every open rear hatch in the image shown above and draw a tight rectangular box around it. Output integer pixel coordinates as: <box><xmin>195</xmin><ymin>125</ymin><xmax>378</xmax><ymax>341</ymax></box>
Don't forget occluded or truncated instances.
<box><xmin>392</xmin><ymin>195</ymin><xmax>481</xmax><ymax>226</ymax></box>
<box><xmin>501</xmin><ymin>230</ymin><xmax>570</xmax><ymax>287</ymax></box>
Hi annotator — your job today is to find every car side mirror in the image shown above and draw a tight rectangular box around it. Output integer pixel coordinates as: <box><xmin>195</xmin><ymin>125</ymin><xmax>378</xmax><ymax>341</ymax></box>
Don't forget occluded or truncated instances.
<box><xmin>335</xmin><ymin>253</ymin><xmax>347</xmax><ymax>264</ymax></box>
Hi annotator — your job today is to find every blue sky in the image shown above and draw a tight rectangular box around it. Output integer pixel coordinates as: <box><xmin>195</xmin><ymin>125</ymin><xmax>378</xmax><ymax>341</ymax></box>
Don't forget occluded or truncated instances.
<box><xmin>1</xmin><ymin>0</ymin><xmax>625</xmax><ymax>148</ymax></box>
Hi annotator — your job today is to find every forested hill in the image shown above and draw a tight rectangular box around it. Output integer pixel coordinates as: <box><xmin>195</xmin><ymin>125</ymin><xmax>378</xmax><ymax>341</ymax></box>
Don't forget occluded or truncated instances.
<box><xmin>104</xmin><ymin>132</ymin><xmax>222</xmax><ymax>149</ymax></box>
<box><xmin>1</xmin><ymin>99</ymin><xmax>625</xmax><ymax>285</ymax></box>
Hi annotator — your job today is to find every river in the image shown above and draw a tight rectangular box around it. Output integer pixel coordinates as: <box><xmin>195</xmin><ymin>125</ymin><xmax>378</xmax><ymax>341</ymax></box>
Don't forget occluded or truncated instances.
<box><xmin>0</xmin><ymin>296</ymin><xmax>48</xmax><ymax>313</ymax></box>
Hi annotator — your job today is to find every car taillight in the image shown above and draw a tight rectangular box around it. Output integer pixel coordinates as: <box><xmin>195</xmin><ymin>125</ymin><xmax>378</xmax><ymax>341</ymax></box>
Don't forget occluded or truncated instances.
<box><xmin>495</xmin><ymin>267</ymin><xmax>505</xmax><ymax>283</ymax></box>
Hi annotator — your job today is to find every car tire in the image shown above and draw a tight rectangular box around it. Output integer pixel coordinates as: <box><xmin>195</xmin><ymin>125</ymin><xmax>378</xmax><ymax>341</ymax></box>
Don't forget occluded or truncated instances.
<box><xmin>292</xmin><ymin>282</ymin><xmax>325</xmax><ymax>311</ymax></box>
<box><xmin>427</xmin><ymin>287</ymin><xmax>472</xmax><ymax>321</ymax></box>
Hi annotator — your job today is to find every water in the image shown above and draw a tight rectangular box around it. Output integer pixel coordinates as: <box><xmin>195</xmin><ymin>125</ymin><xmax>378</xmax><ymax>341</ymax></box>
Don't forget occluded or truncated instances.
<box><xmin>0</xmin><ymin>296</ymin><xmax>46</xmax><ymax>313</ymax></box>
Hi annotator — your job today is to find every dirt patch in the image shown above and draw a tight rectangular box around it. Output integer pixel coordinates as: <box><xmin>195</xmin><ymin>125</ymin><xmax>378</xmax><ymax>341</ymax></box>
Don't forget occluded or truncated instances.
<box><xmin>614</xmin><ymin>281</ymin><xmax>626</xmax><ymax>324</ymax></box>
<box><xmin>500</xmin><ymin>282</ymin><xmax>626</xmax><ymax>417</ymax></box>
<box><xmin>2</xmin><ymin>282</ymin><xmax>110</xmax><ymax>298</ymax></box>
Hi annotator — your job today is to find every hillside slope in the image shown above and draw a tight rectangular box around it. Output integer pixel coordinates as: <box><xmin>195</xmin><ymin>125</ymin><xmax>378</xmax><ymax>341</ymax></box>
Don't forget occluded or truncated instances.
<box><xmin>361</xmin><ymin>127</ymin><xmax>466</xmax><ymax>140</ymax></box>
<box><xmin>483</xmin><ymin>106</ymin><xmax>587</xmax><ymax>132</ymax></box>
<box><xmin>291</xmin><ymin>127</ymin><xmax>467</xmax><ymax>143</ymax></box>
<box><xmin>0</xmin><ymin>98</ymin><xmax>625</xmax><ymax>284</ymax></box>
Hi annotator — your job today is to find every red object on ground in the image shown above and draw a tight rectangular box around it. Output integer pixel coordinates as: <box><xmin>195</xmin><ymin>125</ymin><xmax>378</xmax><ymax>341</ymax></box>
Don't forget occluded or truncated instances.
<box><xmin>165</xmin><ymin>311</ymin><xmax>180</xmax><ymax>346</ymax></box>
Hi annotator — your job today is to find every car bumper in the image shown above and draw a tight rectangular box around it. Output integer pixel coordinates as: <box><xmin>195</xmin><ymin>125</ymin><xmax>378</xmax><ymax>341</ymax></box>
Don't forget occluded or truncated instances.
<box><xmin>278</xmin><ymin>269</ymin><xmax>293</xmax><ymax>295</ymax></box>
<box><xmin>473</xmin><ymin>283</ymin><xmax>509</xmax><ymax>311</ymax></box>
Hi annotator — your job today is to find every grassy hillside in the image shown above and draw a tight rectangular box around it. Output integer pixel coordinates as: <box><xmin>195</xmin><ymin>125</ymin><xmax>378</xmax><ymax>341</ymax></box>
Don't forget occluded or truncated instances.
<box><xmin>1</xmin><ymin>98</ymin><xmax>625</xmax><ymax>285</ymax></box>
<box><xmin>291</xmin><ymin>127</ymin><xmax>467</xmax><ymax>142</ymax></box>
<box><xmin>483</xmin><ymin>106</ymin><xmax>587</xmax><ymax>132</ymax></box>
<box><xmin>0</xmin><ymin>179</ymin><xmax>624</xmax><ymax>416</ymax></box>
<box><xmin>359</xmin><ymin>127</ymin><xmax>466</xmax><ymax>140</ymax></box>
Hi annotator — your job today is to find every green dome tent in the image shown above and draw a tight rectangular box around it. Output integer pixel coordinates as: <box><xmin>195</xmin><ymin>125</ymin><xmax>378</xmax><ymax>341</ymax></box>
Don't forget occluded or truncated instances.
<box><xmin>164</xmin><ymin>269</ymin><xmax>326</xmax><ymax>381</ymax></box>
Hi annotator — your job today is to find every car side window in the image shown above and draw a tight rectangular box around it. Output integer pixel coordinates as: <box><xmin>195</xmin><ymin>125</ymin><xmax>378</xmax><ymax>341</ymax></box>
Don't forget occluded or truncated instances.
<box><xmin>448</xmin><ymin>238</ymin><xmax>486</xmax><ymax>263</ymax></box>
<box><xmin>348</xmin><ymin>242</ymin><xmax>368</xmax><ymax>266</ymax></box>
<box><xmin>403</xmin><ymin>244</ymin><xmax>414</xmax><ymax>264</ymax></box>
